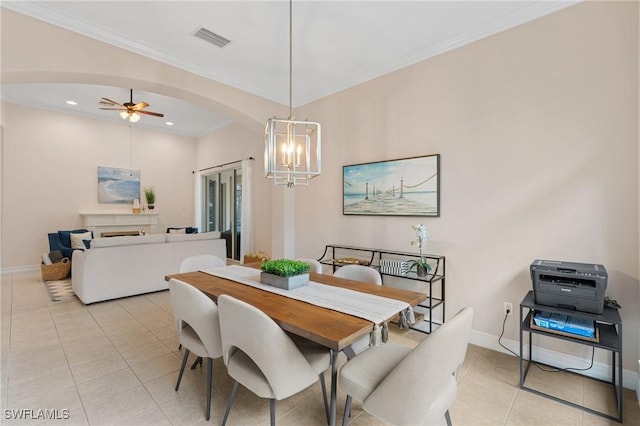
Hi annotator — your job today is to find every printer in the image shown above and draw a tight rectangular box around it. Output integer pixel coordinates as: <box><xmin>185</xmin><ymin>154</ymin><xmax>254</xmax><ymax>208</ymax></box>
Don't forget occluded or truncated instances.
<box><xmin>530</xmin><ymin>260</ymin><xmax>607</xmax><ymax>314</ymax></box>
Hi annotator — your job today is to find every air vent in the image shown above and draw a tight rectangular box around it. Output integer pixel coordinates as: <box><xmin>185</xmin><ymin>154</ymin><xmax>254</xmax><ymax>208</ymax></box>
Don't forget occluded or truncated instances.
<box><xmin>194</xmin><ymin>27</ymin><xmax>231</xmax><ymax>48</ymax></box>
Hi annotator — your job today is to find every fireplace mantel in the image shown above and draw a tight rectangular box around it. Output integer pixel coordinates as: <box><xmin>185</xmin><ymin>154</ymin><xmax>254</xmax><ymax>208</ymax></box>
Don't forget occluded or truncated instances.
<box><xmin>80</xmin><ymin>212</ymin><xmax>159</xmax><ymax>236</ymax></box>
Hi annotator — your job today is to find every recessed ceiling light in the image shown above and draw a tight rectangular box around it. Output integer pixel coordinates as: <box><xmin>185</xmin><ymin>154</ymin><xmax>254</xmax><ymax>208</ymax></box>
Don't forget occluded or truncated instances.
<box><xmin>165</xmin><ymin>121</ymin><xmax>174</xmax><ymax>126</ymax></box>
<box><xmin>66</xmin><ymin>100</ymin><xmax>77</xmax><ymax>105</ymax></box>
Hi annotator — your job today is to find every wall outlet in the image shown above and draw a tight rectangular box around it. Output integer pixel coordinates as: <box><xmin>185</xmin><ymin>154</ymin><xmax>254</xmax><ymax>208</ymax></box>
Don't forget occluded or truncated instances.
<box><xmin>504</xmin><ymin>302</ymin><xmax>513</xmax><ymax>316</ymax></box>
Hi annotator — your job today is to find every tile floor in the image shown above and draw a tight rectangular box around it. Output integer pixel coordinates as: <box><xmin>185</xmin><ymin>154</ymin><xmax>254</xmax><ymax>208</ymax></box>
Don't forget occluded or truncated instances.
<box><xmin>1</xmin><ymin>270</ymin><xmax>639</xmax><ymax>426</ymax></box>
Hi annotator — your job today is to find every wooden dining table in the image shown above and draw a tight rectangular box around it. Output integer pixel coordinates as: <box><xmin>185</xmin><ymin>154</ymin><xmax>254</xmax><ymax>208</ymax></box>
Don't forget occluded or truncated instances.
<box><xmin>165</xmin><ymin>265</ymin><xmax>426</xmax><ymax>426</ymax></box>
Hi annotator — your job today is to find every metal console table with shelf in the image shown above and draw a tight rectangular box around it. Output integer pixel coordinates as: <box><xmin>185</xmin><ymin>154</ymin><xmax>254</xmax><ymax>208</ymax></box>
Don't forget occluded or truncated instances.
<box><xmin>519</xmin><ymin>291</ymin><xmax>623</xmax><ymax>423</ymax></box>
<box><xmin>318</xmin><ymin>244</ymin><xmax>445</xmax><ymax>333</ymax></box>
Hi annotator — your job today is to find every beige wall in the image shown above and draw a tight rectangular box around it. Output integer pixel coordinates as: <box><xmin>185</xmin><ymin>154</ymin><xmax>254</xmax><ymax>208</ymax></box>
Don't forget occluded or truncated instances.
<box><xmin>294</xmin><ymin>1</ymin><xmax>639</xmax><ymax>372</ymax></box>
<box><xmin>1</xmin><ymin>103</ymin><xmax>197</xmax><ymax>268</ymax></box>
<box><xmin>1</xmin><ymin>1</ymin><xmax>638</xmax><ymax>382</ymax></box>
<box><xmin>637</xmin><ymin>0</ymin><xmax>640</xmax><ymax>402</ymax></box>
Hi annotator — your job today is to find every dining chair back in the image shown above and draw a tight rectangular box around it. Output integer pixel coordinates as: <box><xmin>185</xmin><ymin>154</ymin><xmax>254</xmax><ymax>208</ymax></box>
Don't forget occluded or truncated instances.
<box><xmin>334</xmin><ymin>264</ymin><xmax>382</xmax><ymax>285</ymax></box>
<box><xmin>340</xmin><ymin>307</ymin><xmax>474</xmax><ymax>426</ymax></box>
<box><xmin>296</xmin><ymin>258</ymin><xmax>323</xmax><ymax>274</ymax></box>
<box><xmin>333</xmin><ymin>264</ymin><xmax>383</xmax><ymax>357</ymax></box>
<box><xmin>169</xmin><ymin>278</ymin><xmax>223</xmax><ymax>421</ymax></box>
<box><xmin>179</xmin><ymin>254</ymin><xmax>225</xmax><ymax>272</ymax></box>
<box><xmin>218</xmin><ymin>294</ymin><xmax>330</xmax><ymax>425</ymax></box>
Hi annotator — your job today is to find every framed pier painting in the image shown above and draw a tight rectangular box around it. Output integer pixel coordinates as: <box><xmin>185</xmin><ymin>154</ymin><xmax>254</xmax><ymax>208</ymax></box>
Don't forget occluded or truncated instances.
<box><xmin>343</xmin><ymin>154</ymin><xmax>440</xmax><ymax>217</ymax></box>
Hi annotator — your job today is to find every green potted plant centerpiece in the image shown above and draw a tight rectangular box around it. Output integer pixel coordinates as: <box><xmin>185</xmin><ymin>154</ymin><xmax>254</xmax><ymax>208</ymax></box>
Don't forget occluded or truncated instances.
<box><xmin>144</xmin><ymin>187</ymin><xmax>155</xmax><ymax>210</ymax></box>
<box><xmin>409</xmin><ymin>224</ymin><xmax>432</xmax><ymax>277</ymax></box>
<box><xmin>260</xmin><ymin>259</ymin><xmax>310</xmax><ymax>290</ymax></box>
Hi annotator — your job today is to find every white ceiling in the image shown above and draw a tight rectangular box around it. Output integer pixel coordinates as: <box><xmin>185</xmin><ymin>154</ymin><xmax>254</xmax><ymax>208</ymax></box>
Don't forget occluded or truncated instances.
<box><xmin>1</xmin><ymin>1</ymin><xmax>578</xmax><ymax>137</ymax></box>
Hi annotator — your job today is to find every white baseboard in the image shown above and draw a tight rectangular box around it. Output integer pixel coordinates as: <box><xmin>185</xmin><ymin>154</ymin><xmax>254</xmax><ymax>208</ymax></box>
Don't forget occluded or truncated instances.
<box><xmin>469</xmin><ymin>329</ymin><xmax>638</xmax><ymax>391</ymax></box>
<box><xmin>0</xmin><ymin>265</ymin><xmax>39</xmax><ymax>275</ymax></box>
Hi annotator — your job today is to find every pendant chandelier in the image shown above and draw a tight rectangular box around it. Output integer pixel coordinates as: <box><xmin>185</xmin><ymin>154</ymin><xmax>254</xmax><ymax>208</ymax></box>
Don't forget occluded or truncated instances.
<box><xmin>264</xmin><ymin>0</ymin><xmax>321</xmax><ymax>188</ymax></box>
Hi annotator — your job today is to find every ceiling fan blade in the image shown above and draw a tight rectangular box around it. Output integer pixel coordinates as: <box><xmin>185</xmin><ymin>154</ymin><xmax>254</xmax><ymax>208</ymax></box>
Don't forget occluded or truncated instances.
<box><xmin>99</xmin><ymin>101</ymin><xmax>119</xmax><ymax>107</ymax></box>
<box><xmin>100</xmin><ymin>97</ymin><xmax>122</xmax><ymax>106</ymax></box>
<box><xmin>99</xmin><ymin>90</ymin><xmax>163</xmax><ymax>119</ymax></box>
<box><xmin>132</xmin><ymin>102</ymin><xmax>150</xmax><ymax>110</ymax></box>
<box><xmin>138</xmin><ymin>110</ymin><xmax>165</xmax><ymax>118</ymax></box>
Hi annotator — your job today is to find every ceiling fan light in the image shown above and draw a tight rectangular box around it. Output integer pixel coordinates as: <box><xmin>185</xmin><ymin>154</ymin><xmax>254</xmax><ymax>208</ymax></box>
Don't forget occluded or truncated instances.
<box><xmin>100</xmin><ymin>89</ymin><xmax>162</xmax><ymax>124</ymax></box>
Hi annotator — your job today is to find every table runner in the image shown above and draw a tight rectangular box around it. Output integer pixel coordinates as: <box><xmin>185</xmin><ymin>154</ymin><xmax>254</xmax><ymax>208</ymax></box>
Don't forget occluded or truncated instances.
<box><xmin>200</xmin><ymin>265</ymin><xmax>416</xmax><ymax>344</ymax></box>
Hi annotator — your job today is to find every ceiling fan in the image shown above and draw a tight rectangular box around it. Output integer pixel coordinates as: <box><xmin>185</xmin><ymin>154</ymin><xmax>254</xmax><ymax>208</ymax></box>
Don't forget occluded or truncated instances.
<box><xmin>99</xmin><ymin>89</ymin><xmax>164</xmax><ymax>123</ymax></box>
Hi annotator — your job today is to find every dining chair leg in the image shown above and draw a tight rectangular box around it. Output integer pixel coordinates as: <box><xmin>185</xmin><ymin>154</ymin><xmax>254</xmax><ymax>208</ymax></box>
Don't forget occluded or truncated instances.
<box><xmin>269</xmin><ymin>399</ymin><xmax>276</xmax><ymax>426</ymax></box>
<box><xmin>191</xmin><ymin>356</ymin><xmax>202</xmax><ymax>369</ymax></box>
<box><xmin>221</xmin><ymin>380</ymin><xmax>239</xmax><ymax>426</ymax></box>
<box><xmin>175</xmin><ymin>349</ymin><xmax>190</xmax><ymax>391</ymax></box>
<box><xmin>319</xmin><ymin>373</ymin><xmax>329</xmax><ymax>425</ymax></box>
<box><xmin>445</xmin><ymin>410</ymin><xmax>452</xmax><ymax>426</ymax></box>
<box><xmin>205</xmin><ymin>358</ymin><xmax>213</xmax><ymax>421</ymax></box>
<box><xmin>329</xmin><ymin>350</ymin><xmax>338</xmax><ymax>426</ymax></box>
<box><xmin>342</xmin><ymin>395</ymin><xmax>352</xmax><ymax>426</ymax></box>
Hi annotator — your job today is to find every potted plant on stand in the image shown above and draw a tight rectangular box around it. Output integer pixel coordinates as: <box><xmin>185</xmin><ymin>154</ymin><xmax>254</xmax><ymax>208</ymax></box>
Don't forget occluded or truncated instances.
<box><xmin>144</xmin><ymin>187</ymin><xmax>155</xmax><ymax>210</ymax></box>
<box><xmin>409</xmin><ymin>224</ymin><xmax>431</xmax><ymax>277</ymax></box>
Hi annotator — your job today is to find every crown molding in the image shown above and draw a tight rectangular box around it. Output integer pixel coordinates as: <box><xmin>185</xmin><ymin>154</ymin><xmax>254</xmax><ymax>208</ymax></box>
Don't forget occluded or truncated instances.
<box><xmin>1</xmin><ymin>2</ymin><xmax>284</xmax><ymax>103</ymax></box>
<box><xmin>3</xmin><ymin>1</ymin><xmax>580</xmax><ymax>108</ymax></box>
<box><xmin>294</xmin><ymin>1</ymin><xmax>581</xmax><ymax>106</ymax></box>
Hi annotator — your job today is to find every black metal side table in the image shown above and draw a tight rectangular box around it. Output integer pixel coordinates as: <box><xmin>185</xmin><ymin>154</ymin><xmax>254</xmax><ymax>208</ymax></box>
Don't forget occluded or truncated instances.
<box><xmin>519</xmin><ymin>291</ymin><xmax>623</xmax><ymax>423</ymax></box>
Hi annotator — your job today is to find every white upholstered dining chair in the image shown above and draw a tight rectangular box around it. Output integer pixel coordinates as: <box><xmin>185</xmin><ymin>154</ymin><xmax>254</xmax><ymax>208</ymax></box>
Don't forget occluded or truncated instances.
<box><xmin>176</xmin><ymin>254</ymin><xmax>225</xmax><ymax>355</ymax></box>
<box><xmin>179</xmin><ymin>254</ymin><xmax>225</xmax><ymax>272</ymax></box>
<box><xmin>296</xmin><ymin>258</ymin><xmax>323</xmax><ymax>274</ymax></box>
<box><xmin>333</xmin><ymin>264</ymin><xmax>383</xmax><ymax>357</ymax></box>
<box><xmin>339</xmin><ymin>307</ymin><xmax>474</xmax><ymax>426</ymax></box>
<box><xmin>168</xmin><ymin>278</ymin><xmax>223</xmax><ymax>421</ymax></box>
<box><xmin>333</xmin><ymin>264</ymin><xmax>382</xmax><ymax>285</ymax></box>
<box><xmin>218</xmin><ymin>294</ymin><xmax>331</xmax><ymax>426</ymax></box>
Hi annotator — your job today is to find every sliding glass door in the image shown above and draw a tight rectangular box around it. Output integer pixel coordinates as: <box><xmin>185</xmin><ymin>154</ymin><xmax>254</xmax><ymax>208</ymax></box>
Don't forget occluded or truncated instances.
<box><xmin>202</xmin><ymin>167</ymin><xmax>242</xmax><ymax>261</ymax></box>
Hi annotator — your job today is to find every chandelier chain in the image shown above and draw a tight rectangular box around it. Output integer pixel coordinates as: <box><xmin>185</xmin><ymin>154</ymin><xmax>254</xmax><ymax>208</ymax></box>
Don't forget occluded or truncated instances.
<box><xmin>289</xmin><ymin>0</ymin><xmax>293</xmax><ymax>119</ymax></box>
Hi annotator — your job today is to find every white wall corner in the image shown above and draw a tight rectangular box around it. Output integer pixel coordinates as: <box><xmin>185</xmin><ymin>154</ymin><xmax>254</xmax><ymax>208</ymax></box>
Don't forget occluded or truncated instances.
<box><xmin>636</xmin><ymin>360</ymin><xmax>639</xmax><ymax>406</ymax></box>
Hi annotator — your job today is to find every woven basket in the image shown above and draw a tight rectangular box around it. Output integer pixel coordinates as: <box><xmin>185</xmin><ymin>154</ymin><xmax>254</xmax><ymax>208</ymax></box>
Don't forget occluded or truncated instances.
<box><xmin>41</xmin><ymin>257</ymin><xmax>71</xmax><ymax>281</ymax></box>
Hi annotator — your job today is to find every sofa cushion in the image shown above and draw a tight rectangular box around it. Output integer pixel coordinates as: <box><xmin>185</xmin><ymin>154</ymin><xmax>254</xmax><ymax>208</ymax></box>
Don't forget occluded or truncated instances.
<box><xmin>166</xmin><ymin>231</ymin><xmax>220</xmax><ymax>242</ymax></box>
<box><xmin>58</xmin><ymin>229</ymin><xmax>90</xmax><ymax>248</ymax></box>
<box><xmin>167</xmin><ymin>227</ymin><xmax>198</xmax><ymax>234</ymax></box>
<box><xmin>70</xmin><ymin>231</ymin><xmax>92</xmax><ymax>249</ymax></box>
<box><xmin>90</xmin><ymin>233</ymin><xmax>167</xmax><ymax>248</ymax></box>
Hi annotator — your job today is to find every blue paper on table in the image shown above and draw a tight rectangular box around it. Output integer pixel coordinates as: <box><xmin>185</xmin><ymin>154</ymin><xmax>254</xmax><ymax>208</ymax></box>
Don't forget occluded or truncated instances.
<box><xmin>533</xmin><ymin>311</ymin><xmax>596</xmax><ymax>338</ymax></box>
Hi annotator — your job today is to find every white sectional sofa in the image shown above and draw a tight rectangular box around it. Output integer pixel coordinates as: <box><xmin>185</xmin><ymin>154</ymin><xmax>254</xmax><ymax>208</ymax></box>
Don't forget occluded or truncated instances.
<box><xmin>71</xmin><ymin>232</ymin><xmax>226</xmax><ymax>304</ymax></box>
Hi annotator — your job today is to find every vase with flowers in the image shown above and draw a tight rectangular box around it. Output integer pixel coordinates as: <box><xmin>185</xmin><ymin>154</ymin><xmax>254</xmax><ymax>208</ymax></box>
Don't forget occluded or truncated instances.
<box><xmin>409</xmin><ymin>224</ymin><xmax>431</xmax><ymax>277</ymax></box>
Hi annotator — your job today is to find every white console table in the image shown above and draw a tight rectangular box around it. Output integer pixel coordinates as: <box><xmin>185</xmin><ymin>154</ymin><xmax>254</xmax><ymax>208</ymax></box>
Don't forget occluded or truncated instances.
<box><xmin>80</xmin><ymin>213</ymin><xmax>159</xmax><ymax>236</ymax></box>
